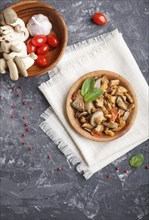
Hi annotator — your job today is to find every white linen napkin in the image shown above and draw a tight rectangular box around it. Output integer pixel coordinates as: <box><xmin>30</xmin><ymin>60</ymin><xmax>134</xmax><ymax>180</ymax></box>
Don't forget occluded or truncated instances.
<box><xmin>39</xmin><ymin>29</ymin><xmax>149</xmax><ymax>179</ymax></box>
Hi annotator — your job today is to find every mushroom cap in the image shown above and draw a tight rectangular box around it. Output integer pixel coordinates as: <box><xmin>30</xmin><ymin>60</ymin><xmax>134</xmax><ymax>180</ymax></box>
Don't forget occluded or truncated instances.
<box><xmin>90</xmin><ymin>110</ymin><xmax>105</xmax><ymax>126</ymax></box>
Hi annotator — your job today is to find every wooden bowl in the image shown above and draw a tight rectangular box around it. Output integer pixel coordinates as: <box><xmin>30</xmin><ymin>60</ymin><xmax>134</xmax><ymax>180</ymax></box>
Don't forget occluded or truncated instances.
<box><xmin>66</xmin><ymin>70</ymin><xmax>138</xmax><ymax>142</ymax></box>
<box><xmin>4</xmin><ymin>0</ymin><xmax>67</xmax><ymax>77</ymax></box>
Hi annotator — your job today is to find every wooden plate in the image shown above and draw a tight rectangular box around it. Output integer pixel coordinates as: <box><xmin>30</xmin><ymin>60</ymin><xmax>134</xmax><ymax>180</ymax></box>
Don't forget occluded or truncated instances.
<box><xmin>66</xmin><ymin>70</ymin><xmax>138</xmax><ymax>142</ymax></box>
<box><xmin>3</xmin><ymin>0</ymin><xmax>67</xmax><ymax>77</ymax></box>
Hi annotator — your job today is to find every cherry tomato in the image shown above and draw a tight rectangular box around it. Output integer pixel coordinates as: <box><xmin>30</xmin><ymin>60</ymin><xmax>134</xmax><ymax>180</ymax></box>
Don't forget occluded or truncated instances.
<box><xmin>47</xmin><ymin>34</ymin><xmax>59</xmax><ymax>47</ymax></box>
<box><xmin>35</xmin><ymin>55</ymin><xmax>48</xmax><ymax>67</ymax></box>
<box><xmin>32</xmin><ymin>35</ymin><xmax>47</xmax><ymax>47</ymax></box>
<box><xmin>110</xmin><ymin>108</ymin><xmax>118</xmax><ymax>121</ymax></box>
<box><xmin>92</xmin><ymin>13</ymin><xmax>107</xmax><ymax>25</ymax></box>
<box><xmin>27</xmin><ymin>39</ymin><xmax>36</xmax><ymax>53</ymax></box>
<box><xmin>37</xmin><ymin>44</ymin><xmax>50</xmax><ymax>55</ymax></box>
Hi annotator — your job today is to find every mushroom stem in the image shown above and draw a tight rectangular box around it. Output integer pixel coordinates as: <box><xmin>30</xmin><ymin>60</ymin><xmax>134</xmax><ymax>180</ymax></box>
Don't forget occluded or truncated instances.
<box><xmin>0</xmin><ymin>58</ymin><xmax>7</xmax><ymax>74</ymax></box>
<box><xmin>14</xmin><ymin>56</ymin><xmax>28</xmax><ymax>77</ymax></box>
<box><xmin>10</xmin><ymin>45</ymin><xmax>21</xmax><ymax>52</ymax></box>
<box><xmin>7</xmin><ymin>59</ymin><xmax>19</xmax><ymax>80</ymax></box>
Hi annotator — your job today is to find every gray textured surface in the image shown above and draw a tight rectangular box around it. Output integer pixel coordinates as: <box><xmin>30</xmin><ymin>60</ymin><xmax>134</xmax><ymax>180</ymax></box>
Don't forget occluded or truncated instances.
<box><xmin>0</xmin><ymin>0</ymin><xmax>149</xmax><ymax>220</ymax></box>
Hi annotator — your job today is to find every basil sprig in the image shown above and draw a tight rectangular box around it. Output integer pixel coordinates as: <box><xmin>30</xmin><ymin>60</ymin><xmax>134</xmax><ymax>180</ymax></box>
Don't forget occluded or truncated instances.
<box><xmin>129</xmin><ymin>153</ymin><xmax>144</xmax><ymax>168</ymax></box>
<box><xmin>81</xmin><ymin>78</ymin><xmax>104</xmax><ymax>103</ymax></box>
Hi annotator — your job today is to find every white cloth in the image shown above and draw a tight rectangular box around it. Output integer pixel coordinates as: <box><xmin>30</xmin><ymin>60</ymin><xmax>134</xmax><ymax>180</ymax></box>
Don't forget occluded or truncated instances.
<box><xmin>39</xmin><ymin>29</ymin><xmax>149</xmax><ymax>179</ymax></box>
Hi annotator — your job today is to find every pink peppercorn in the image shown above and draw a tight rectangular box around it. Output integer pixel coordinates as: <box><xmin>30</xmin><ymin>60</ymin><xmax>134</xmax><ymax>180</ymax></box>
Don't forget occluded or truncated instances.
<box><xmin>22</xmin><ymin>133</ymin><xmax>26</xmax><ymax>137</ymax></box>
<box><xmin>11</xmin><ymin>105</ymin><xmax>16</xmax><ymax>109</ymax></box>
<box><xmin>11</xmin><ymin>115</ymin><xmax>15</xmax><ymax>119</ymax></box>
<box><xmin>12</xmin><ymin>87</ymin><xmax>16</xmax><ymax>91</ymax></box>
<box><xmin>145</xmin><ymin>166</ymin><xmax>149</xmax><ymax>169</ymax></box>
<box><xmin>115</xmin><ymin>167</ymin><xmax>120</xmax><ymax>171</ymax></box>
<box><xmin>23</xmin><ymin>116</ymin><xmax>26</xmax><ymax>119</ymax></box>
<box><xmin>28</xmin><ymin>146</ymin><xmax>33</xmax><ymax>151</ymax></box>
<box><xmin>125</xmin><ymin>170</ymin><xmax>129</xmax><ymax>174</ymax></box>
<box><xmin>23</xmin><ymin>101</ymin><xmax>27</xmax><ymax>105</ymax></box>
<box><xmin>22</xmin><ymin>142</ymin><xmax>26</xmax><ymax>145</ymax></box>
<box><xmin>47</xmin><ymin>155</ymin><xmax>52</xmax><ymax>159</ymax></box>
<box><xmin>30</xmin><ymin>106</ymin><xmax>33</xmax><ymax>110</ymax></box>
<box><xmin>26</xmin><ymin>128</ymin><xmax>30</xmax><ymax>132</ymax></box>
<box><xmin>24</xmin><ymin>123</ymin><xmax>29</xmax><ymax>127</ymax></box>
<box><xmin>17</xmin><ymin>93</ymin><xmax>21</xmax><ymax>97</ymax></box>
<box><xmin>57</xmin><ymin>167</ymin><xmax>62</xmax><ymax>171</ymax></box>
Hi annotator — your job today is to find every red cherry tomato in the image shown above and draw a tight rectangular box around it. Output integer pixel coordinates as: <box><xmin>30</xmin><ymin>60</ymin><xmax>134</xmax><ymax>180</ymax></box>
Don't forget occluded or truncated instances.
<box><xmin>32</xmin><ymin>35</ymin><xmax>47</xmax><ymax>47</ymax></box>
<box><xmin>47</xmin><ymin>34</ymin><xmax>59</xmax><ymax>47</ymax></box>
<box><xmin>35</xmin><ymin>55</ymin><xmax>48</xmax><ymax>67</ymax></box>
<box><xmin>27</xmin><ymin>39</ymin><xmax>36</xmax><ymax>53</ymax></box>
<box><xmin>37</xmin><ymin>44</ymin><xmax>50</xmax><ymax>55</ymax></box>
<box><xmin>92</xmin><ymin>13</ymin><xmax>107</xmax><ymax>25</ymax></box>
<box><xmin>110</xmin><ymin>108</ymin><xmax>118</xmax><ymax>121</ymax></box>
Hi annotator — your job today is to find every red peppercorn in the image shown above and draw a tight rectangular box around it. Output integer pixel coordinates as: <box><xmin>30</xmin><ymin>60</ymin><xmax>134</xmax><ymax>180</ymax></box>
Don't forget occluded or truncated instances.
<box><xmin>11</xmin><ymin>115</ymin><xmax>15</xmax><ymax>119</ymax></box>
<box><xmin>125</xmin><ymin>170</ymin><xmax>129</xmax><ymax>174</ymax></box>
<box><xmin>57</xmin><ymin>167</ymin><xmax>62</xmax><ymax>171</ymax></box>
<box><xmin>11</xmin><ymin>105</ymin><xmax>16</xmax><ymax>108</ymax></box>
<box><xmin>19</xmin><ymin>86</ymin><xmax>22</xmax><ymax>90</ymax></box>
<box><xmin>23</xmin><ymin>101</ymin><xmax>27</xmax><ymax>105</ymax></box>
<box><xmin>107</xmin><ymin>174</ymin><xmax>112</xmax><ymax>178</ymax></box>
<box><xmin>26</xmin><ymin>128</ymin><xmax>30</xmax><ymax>132</ymax></box>
<box><xmin>17</xmin><ymin>93</ymin><xmax>21</xmax><ymax>97</ymax></box>
<box><xmin>22</xmin><ymin>142</ymin><xmax>26</xmax><ymax>145</ymax></box>
<box><xmin>145</xmin><ymin>166</ymin><xmax>149</xmax><ymax>169</ymax></box>
<box><xmin>115</xmin><ymin>167</ymin><xmax>120</xmax><ymax>171</ymax></box>
<box><xmin>12</xmin><ymin>87</ymin><xmax>16</xmax><ymax>91</ymax></box>
<box><xmin>22</xmin><ymin>133</ymin><xmax>26</xmax><ymax>137</ymax></box>
<box><xmin>23</xmin><ymin>116</ymin><xmax>26</xmax><ymax>119</ymax></box>
<box><xmin>30</xmin><ymin>106</ymin><xmax>33</xmax><ymax>110</ymax></box>
<box><xmin>28</xmin><ymin>146</ymin><xmax>33</xmax><ymax>151</ymax></box>
<box><xmin>24</xmin><ymin>123</ymin><xmax>29</xmax><ymax>127</ymax></box>
<box><xmin>47</xmin><ymin>155</ymin><xmax>52</xmax><ymax>159</ymax></box>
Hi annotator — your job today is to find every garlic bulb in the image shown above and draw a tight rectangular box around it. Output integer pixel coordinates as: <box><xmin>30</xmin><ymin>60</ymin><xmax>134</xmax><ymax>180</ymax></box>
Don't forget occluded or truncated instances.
<box><xmin>27</xmin><ymin>14</ymin><xmax>52</xmax><ymax>36</ymax></box>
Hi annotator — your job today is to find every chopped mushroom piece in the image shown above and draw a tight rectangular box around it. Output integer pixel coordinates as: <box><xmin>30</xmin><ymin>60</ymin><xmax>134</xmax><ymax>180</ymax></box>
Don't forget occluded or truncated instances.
<box><xmin>95</xmin><ymin>95</ymin><xmax>104</xmax><ymax>107</ymax></box>
<box><xmin>125</xmin><ymin>92</ymin><xmax>134</xmax><ymax>103</ymax></box>
<box><xmin>71</xmin><ymin>90</ymin><xmax>85</xmax><ymax>112</ymax></box>
<box><xmin>112</xmin><ymin>118</ymin><xmax>126</xmax><ymax>131</ymax></box>
<box><xmin>82</xmin><ymin>123</ymin><xmax>94</xmax><ymax>130</ymax></box>
<box><xmin>117</xmin><ymin>96</ymin><xmax>128</xmax><ymax>110</ymax></box>
<box><xmin>79</xmin><ymin>117</ymin><xmax>86</xmax><ymax>123</ymax></box>
<box><xmin>90</xmin><ymin>110</ymin><xmax>106</xmax><ymax>126</ymax></box>
<box><xmin>104</xmin><ymin>128</ymin><xmax>114</xmax><ymax>136</ymax></box>
<box><xmin>117</xmin><ymin>86</ymin><xmax>128</xmax><ymax>93</ymax></box>
<box><xmin>103</xmin><ymin>121</ymin><xmax>119</xmax><ymax>129</ymax></box>
<box><xmin>100</xmin><ymin>75</ymin><xmax>109</xmax><ymax>90</ymax></box>
<box><xmin>93</xmin><ymin>124</ymin><xmax>104</xmax><ymax>133</ymax></box>
<box><xmin>94</xmin><ymin>78</ymin><xmax>102</xmax><ymax>88</ymax></box>
<box><xmin>118</xmin><ymin>109</ymin><xmax>125</xmax><ymax>117</ymax></box>
<box><xmin>78</xmin><ymin>111</ymin><xmax>88</xmax><ymax>118</ymax></box>
<box><xmin>85</xmin><ymin>102</ymin><xmax>95</xmax><ymax>114</ymax></box>
<box><xmin>106</xmin><ymin>94</ymin><xmax>117</xmax><ymax>104</ymax></box>
<box><xmin>122</xmin><ymin>111</ymin><xmax>130</xmax><ymax>121</ymax></box>
<box><xmin>109</xmin><ymin>79</ymin><xmax>120</xmax><ymax>87</ymax></box>
<box><xmin>128</xmin><ymin>104</ymin><xmax>135</xmax><ymax>111</ymax></box>
<box><xmin>110</xmin><ymin>88</ymin><xmax>117</xmax><ymax>96</ymax></box>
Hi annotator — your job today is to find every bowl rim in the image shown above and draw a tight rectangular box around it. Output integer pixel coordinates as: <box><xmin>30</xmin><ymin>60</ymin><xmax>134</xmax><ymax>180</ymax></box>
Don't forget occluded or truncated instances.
<box><xmin>66</xmin><ymin>70</ymin><xmax>138</xmax><ymax>142</ymax></box>
<box><xmin>4</xmin><ymin>0</ymin><xmax>68</xmax><ymax>77</ymax></box>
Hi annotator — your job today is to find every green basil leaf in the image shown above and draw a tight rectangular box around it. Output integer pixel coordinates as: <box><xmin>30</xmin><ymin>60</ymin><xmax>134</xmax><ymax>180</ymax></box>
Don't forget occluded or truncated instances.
<box><xmin>81</xmin><ymin>78</ymin><xmax>95</xmax><ymax>96</ymax></box>
<box><xmin>129</xmin><ymin>153</ymin><xmax>144</xmax><ymax>168</ymax></box>
<box><xmin>84</xmin><ymin>88</ymin><xmax>104</xmax><ymax>103</ymax></box>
